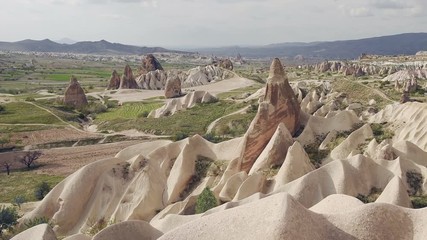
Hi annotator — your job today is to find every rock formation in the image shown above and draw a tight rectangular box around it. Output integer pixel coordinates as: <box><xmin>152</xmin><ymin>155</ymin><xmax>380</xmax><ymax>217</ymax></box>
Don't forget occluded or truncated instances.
<box><xmin>119</xmin><ymin>65</ymin><xmax>138</xmax><ymax>89</ymax></box>
<box><xmin>11</xmin><ymin>224</ymin><xmax>57</xmax><ymax>240</ymax></box>
<box><xmin>150</xmin><ymin>91</ymin><xmax>217</xmax><ymax>118</ymax></box>
<box><xmin>135</xmin><ymin>69</ymin><xmax>168</xmax><ymax>90</ymax></box>
<box><xmin>314</xmin><ymin>60</ymin><xmax>400</xmax><ymax>77</ymax></box>
<box><xmin>164</xmin><ymin>76</ymin><xmax>182</xmax><ymax>98</ymax></box>
<box><xmin>400</xmin><ymin>91</ymin><xmax>410</xmax><ymax>103</ymax></box>
<box><xmin>63</xmin><ymin>76</ymin><xmax>88</xmax><ymax>108</ymax></box>
<box><xmin>384</xmin><ymin>69</ymin><xmax>426</xmax><ymax>92</ymax></box>
<box><xmin>219</xmin><ymin>59</ymin><xmax>233</xmax><ymax>70</ymax></box>
<box><xmin>107</xmin><ymin>70</ymin><xmax>121</xmax><ymax>90</ymax></box>
<box><xmin>21</xmin><ymin>56</ymin><xmax>427</xmax><ymax>240</ymax></box>
<box><xmin>182</xmin><ymin>65</ymin><xmax>232</xmax><ymax>88</ymax></box>
<box><xmin>134</xmin><ymin>65</ymin><xmax>232</xmax><ymax>90</ymax></box>
<box><xmin>415</xmin><ymin>51</ymin><xmax>427</xmax><ymax>56</ymax></box>
<box><xmin>140</xmin><ymin>54</ymin><xmax>163</xmax><ymax>74</ymax></box>
<box><xmin>238</xmin><ymin>58</ymin><xmax>300</xmax><ymax>172</ymax></box>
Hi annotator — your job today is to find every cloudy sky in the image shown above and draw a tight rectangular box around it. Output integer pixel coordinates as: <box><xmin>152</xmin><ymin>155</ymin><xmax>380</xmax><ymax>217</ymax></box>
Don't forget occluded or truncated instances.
<box><xmin>0</xmin><ymin>0</ymin><xmax>425</xmax><ymax>47</ymax></box>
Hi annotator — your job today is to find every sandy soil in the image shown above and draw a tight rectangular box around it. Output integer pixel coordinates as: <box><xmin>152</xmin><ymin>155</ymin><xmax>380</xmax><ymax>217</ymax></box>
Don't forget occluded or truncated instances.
<box><xmin>34</xmin><ymin>140</ymin><xmax>142</xmax><ymax>176</ymax></box>
<box><xmin>188</xmin><ymin>76</ymin><xmax>254</xmax><ymax>96</ymax></box>
<box><xmin>0</xmin><ymin>140</ymin><xmax>143</xmax><ymax>176</ymax></box>
<box><xmin>7</xmin><ymin>127</ymin><xmax>101</xmax><ymax>146</ymax></box>
<box><xmin>92</xmin><ymin>76</ymin><xmax>255</xmax><ymax>103</ymax></box>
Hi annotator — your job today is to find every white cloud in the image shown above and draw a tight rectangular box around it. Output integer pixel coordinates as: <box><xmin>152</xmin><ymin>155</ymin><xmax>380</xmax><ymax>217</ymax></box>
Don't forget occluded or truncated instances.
<box><xmin>370</xmin><ymin>0</ymin><xmax>408</xmax><ymax>9</ymax></box>
<box><xmin>0</xmin><ymin>0</ymin><xmax>425</xmax><ymax>47</ymax></box>
<box><xmin>349</xmin><ymin>7</ymin><xmax>373</xmax><ymax>17</ymax></box>
<box><xmin>98</xmin><ymin>13</ymin><xmax>126</xmax><ymax>19</ymax></box>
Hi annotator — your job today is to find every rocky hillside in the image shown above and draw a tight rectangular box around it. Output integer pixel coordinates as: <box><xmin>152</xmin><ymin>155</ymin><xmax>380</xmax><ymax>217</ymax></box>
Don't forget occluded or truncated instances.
<box><xmin>16</xmin><ymin>59</ymin><xmax>427</xmax><ymax>240</ymax></box>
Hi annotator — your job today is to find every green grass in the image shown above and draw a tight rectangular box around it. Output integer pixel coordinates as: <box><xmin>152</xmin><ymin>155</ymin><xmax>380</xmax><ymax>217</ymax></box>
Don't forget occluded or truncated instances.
<box><xmin>44</xmin><ymin>74</ymin><xmax>70</xmax><ymax>82</ymax></box>
<box><xmin>0</xmin><ymin>171</ymin><xmax>64</xmax><ymax>202</ymax></box>
<box><xmin>0</xmin><ymin>125</ymin><xmax>61</xmax><ymax>133</ymax></box>
<box><xmin>97</xmin><ymin>100</ymin><xmax>249</xmax><ymax>136</ymax></box>
<box><xmin>332</xmin><ymin>79</ymin><xmax>392</xmax><ymax>108</ymax></box>
<box><xmin>370</xmin><ymin>123</ymin><xmax>394</xmax><ymax>143</ymax></box>
<box><xmin>216</xmin><ymin>84</ymin><xmax>262</xmax><ymax>100</ymax></box>
<box><xmin>0</xmin><ymin>102</ymin><xmax>63</xmax><ymax>125</ymax></box>
<box><xmin>356</xmin><ymin>187</ymin><xmax>382</xmax><ymax>203</ymax></box>
<box><xmin>95</xmin><ymin>101</ymin><xmax>164</xmax><ymax>121</ymax></box>
<box><xmin>411</xmin><ymin>196</ymin><xmax>427</xmax><ymax>208</ymax></box>
<box><xmin>213</xmin><ymin>111</ymin><xmax>256</xmax><ymax>137</ymax></box>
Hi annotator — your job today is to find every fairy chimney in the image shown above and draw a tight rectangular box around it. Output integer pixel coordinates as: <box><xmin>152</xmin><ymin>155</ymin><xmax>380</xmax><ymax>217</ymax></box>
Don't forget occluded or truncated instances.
<box><xmin>238</xmin><ymin>58</ymin><xmax>300</xmax><ymax>172</ymax></box>
<box><xmin>107</xmin><ymin>70</ymin><xmax>121</xmax><ymax>90</ymax></box>
<box><xmin>64</xmin><ymin>76</ymin><xmax>88</xmax><ymax>108</ymax></box>
<box><xmin>119</xmin><ymin>65</ymin><xmax>138</xmax><ymax>89</ymax></box>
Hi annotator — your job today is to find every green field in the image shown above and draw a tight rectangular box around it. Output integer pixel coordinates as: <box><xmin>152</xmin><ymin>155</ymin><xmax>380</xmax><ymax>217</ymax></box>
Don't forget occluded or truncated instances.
<box><xmin>216</xmin><ymin>84</ymin><xmax>263</xmax><ymax>100</ymax></box>
<box><xmin>95</xmin><ymin>101</ymin><xmax>164</xmax><ymax>121</ymax></box>
<box><xmin>0</xmin><ymin>125</ymin><xmax>61</xmax><ymax>133</ymax></box>
<box><xmin>212</xmin><ymin>111</ymin><xmax>256</xmax><ymax>137</ymax></box>
<box><xmin>331</xmin><ymin>79</ymin><xmax>393</xmax><ymax>108</ymax></box>
<box><xmin>0</xmin><ymin>102</ymin><xmax>64</xmax><ymax>125</ymax></box>
<box><xmin>96</xmin><ymin>100</ymin><xmax>251</xmax><ymax>136</ymax></box>
<box><xmin>0</xmin><ymin>171</ymin><xmax>64</xmax><ymax>202</ymax></box>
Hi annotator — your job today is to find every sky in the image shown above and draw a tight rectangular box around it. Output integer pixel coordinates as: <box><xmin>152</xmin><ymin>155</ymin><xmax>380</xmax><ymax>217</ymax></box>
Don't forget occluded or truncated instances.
<box><xmin>0</xmin><ymin>0</ymin><xmax>425</xmax><ymax>48</ymax></box>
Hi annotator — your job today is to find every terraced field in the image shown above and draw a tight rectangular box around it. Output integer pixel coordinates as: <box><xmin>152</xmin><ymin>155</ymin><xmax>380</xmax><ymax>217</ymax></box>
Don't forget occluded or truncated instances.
<box><xmin>96</xmin><ymin>100</ymin><xmax>252</xmax><ymax>136</ymax></box>
<box><xmin>95</xmin><ymin>101</ymin><xmax>164</xmax><ymax>121</ymax></box>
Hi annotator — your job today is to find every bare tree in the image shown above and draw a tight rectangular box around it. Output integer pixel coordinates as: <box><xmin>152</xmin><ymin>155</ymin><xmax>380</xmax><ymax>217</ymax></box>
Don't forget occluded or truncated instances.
<box><xmin>20</xmin><ymin>151</ymin><xmax>42</xmax><ymax>169</ymax></box>
<box><xmin>4</xmin><ymin>163</ymin><xmax>11</xmax><ymax>175</ymax></box>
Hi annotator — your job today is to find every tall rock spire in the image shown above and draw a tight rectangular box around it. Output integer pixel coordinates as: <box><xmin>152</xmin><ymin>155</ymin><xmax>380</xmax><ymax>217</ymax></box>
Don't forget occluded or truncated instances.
<box><xmin>238</xmin><ymin>58</ymin><xmax>300</xmax><ymax>172</ymax></box>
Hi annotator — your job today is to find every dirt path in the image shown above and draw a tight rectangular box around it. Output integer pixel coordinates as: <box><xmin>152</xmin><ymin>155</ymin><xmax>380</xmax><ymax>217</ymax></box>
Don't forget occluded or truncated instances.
<box><xmin>25</xmin><ymin>101</ymin><xmax>89</xmax><ymax>133</ymax></box>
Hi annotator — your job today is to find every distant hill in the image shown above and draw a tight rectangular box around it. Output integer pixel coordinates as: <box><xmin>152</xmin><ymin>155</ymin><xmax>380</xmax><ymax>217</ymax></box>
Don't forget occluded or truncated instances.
<box><xmin>0</xmin><ymin>39</ymin><xmax>187</xmax><ymax>55</ymax></box>
<box><xmin>195</xmin><ymin>33</ymin><xmax>427</xmax><ymax>59</ymax></box>
<box><xmin>55</xmin><ymin>38</ymin><xmax>77</xmax><ymax>44</ymax></box>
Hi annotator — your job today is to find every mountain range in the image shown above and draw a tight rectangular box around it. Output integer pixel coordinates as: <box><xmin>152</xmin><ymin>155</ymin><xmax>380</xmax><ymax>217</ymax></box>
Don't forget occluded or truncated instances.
<box><xmin>194</xmin><ymin>32</ymin><xmax>427</xmax><ymax>59</ymax></box>
<box><xmin>0</xmin><ymin>33</ymin><xmax>426</xmax><ymax>59</ymax></box>
<box><xmin>0</xmin><ymin>39</ymin><xmax>184</xmax><ymax>55</ymax></box>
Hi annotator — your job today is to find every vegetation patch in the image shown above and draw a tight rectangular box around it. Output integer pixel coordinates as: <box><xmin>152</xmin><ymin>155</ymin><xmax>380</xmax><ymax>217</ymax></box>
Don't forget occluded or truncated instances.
<box><xmin>85</xmin><ymin>217</ymin><xmax>115</xmax><ymax>236</ymax></box>
<box><xmin>180</xmin><ymin>156</ymin><xmax>213</xmax><ymax>200</ymax></box>
<box><xmin>0</xmin><ymin>206</ymin><xmax>19</xmax><ymax>238</ymax></box>
<box><xmin>216</xmin><ymin>84</ymin><xmax>262</xmax><ymax>100</ymax></box>
<box><xmin>0</xmin><ymin>102</ymin><xmax>63</xmax><ymax>125</ymax></box>
<box><xmin>0</xmin><ymin>171</ymin><xmax>64</xmax><ymax>202</ymax></box>
<box><xmin>213</xmin><ymin>111</ymin><xmax>256</xmax><ymax>138</ymax></box>
<box><xmin>303</xmin><ymin>134</ymin><xmax>330</xmax><ymax>168</ymax></box>
<box><xmin>207</xmin><ymin>160</ymin><xmax>228</xmax><ymax>177</ymax></box>
<box><xmin>410</xmin><ymin>196</ymin><xmax>427</xmax><ymax>209</ymax></box>
<box><xmin>332</xmin><ymin>79</ymin><xmax>392</xmax><ymax>108</ymax></box>
<box><xmin>0</xmin><ymin>125</ymin><xmax>60</xmax><ymax>134</ymax></box>
<box><xmin>261</xmin><ymin>165</ymin><xmax>281</xmax><ymax>179</ymax></box>
<box><xmin>370</xmin><ymin>123</ymin><xmax>394</xmax><ymax>143</ymax></box>
<box><xmin>356</xmin><ymin>187</ymin><xmax>382</xmax><ymax>203</ymax></box>
<box><xmin>195</xmin><ymin>187</ymin><xmax>218</xmax><ymax>214</ymax></box>
<box><xmin>406</xmin><ymin>170</ymin><xmax>423</xmax><ymax>196</ymax></box>
<box><xmin>95</xmin><ymin>101</ymin><xmax>163</xmax><ymax>122</ymax></box>
<box><xmin>97</xmin><ymin>101</ymin><xmax>249</xmax><ymax>136</ymax></box>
